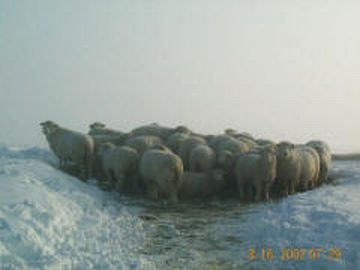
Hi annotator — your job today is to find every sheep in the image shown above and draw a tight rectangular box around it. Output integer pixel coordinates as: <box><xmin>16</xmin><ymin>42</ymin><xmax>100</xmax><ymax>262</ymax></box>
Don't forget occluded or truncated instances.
<box><xmin>140</xmin><ymin>149</ymin><xmax>183</xmax><ymax>202</ymax></box>
<box><xmin>131</xmin><ymin>123</ymin><xmax>175</xmax><ymax>140</ymax></box>
<box><xmin>90</xmin><ymin>133</ymin><xmax>133</xmax><ymax>180</ymax></box>
<box><xmin>189</xmin><ymin>144</ymin><xmax>216</xmax><ymax>173</ymax></box>
<box><xmin>166</xmin><ymin>132</ymin><xmax>189</xmax><ymax>153</ymax></box>
<box><xmin>306</xmin><ymin>140</ymin><xmax>332</xmax><ymax>184</ymax></box>
<box><xmin>207</xmin><ymin>134</ymin><xmax>233</xmax><ymax>150</ymax></box>
<box><xmin>40</xmin><ymin>121</ymin><xmax>94</xmax><ymax>180</ymax></box>
<box><xmin>88</xmin><ymin>122</ymin><xmax>126</xmax><ymax>136</ymax></box>
<box><xmin>272</xmin><ymin>142</ymin><xmax>301</xmax><ymax>196</ymax></box>
<box><xmin>90</xmin><ymin>133</ymin><xmax>130</xmax><ymax>146</ymax></box>
<box><xmin>235</xmin><ymin>145</ymin><xmax>277</xmax><ymax>201</ymax></box>
<box><xmin>256</xmin><ymin>139</ymin><xmax>276</xmax><ymax>147</ymax></box>
<box><xmin>225</xmin><ymin>129</ymin><xmax>255</xmax><ymax>141</ymax></box>
<box><xmin>125</xmin><ymin>135</ymin><xmax>163</xmax><ymax>156</ymax></box>
<box><xmin>215</xmin><ymin>137</ymin><xmax>250</xmax><ymax>171</ymax></box>
<box><xmin>178</xmin><ymin>136</ymin><xmax>207</xmax><ymax>169</ymax></box>
<box><xmin>296</xmin><ymin>145</ymin><xmax>321</xmax><ymax>191</ymax></box>
<box><xmin>98</xmin><ymin>143</ymin><xmax>140</xmax><ymax>193</ymax></box>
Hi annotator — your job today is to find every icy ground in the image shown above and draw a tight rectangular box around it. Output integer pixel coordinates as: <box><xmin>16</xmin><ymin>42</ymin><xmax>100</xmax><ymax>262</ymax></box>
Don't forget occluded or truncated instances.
<box><xmin>0</xmin><ymin>145</ymin><xmax>359</xmax><ymax>269</ymax></box>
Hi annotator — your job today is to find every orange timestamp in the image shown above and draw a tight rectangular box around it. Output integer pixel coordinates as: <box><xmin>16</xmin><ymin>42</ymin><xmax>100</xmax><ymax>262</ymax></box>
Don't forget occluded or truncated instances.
<box><xmin>248</xmin><ymin>247</ymin><xmax>342</xmax><ymax>261</ymax></box>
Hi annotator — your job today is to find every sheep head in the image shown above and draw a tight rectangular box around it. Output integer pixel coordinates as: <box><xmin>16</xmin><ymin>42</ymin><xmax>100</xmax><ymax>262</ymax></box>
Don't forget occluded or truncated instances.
<box><xmin>90</xmin><ymin>122</ymin><xmax>106</xmax><ymax>130</ymax></box>
<box><xmin>40</xmin><ymin>121</ymin><xmax>59</xmax><ymax>135</ymax></box>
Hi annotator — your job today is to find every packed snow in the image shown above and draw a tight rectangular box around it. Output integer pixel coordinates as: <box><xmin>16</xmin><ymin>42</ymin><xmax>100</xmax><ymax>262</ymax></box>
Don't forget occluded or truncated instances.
<box><xmin>0</xmin><ymin>145</ymin><xmax>359</xmax><ymax>269</ymax></box>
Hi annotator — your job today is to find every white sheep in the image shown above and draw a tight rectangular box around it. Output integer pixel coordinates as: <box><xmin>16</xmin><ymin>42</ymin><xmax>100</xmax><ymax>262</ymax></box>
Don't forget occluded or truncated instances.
<box><xmin>40</xmin><ymin>121</ymin><xmax>94</xmax><ymax>180</ymax></box>
<box><xmin>189</xmin><ymin>144</ymin><xmax>216</xmax><ymax>173</ymax></box>
<box><xmin>296</xmin><ymin>145</ymin><xmax>321</xmax><ymax>190</ymax></box>
<box><xmin>98</xmin><ymin>143</ymin><xmax>140</xmax><ymax>193</ymax></box>
<box><xmin>235</xmin><ymin>145</ymin><xmax>277</xmax><ymax>201</ymax></box>
<box><xmin>125</xmin><ymin>135</ymin><xmax>163</xmax><ymax>156</ymax></box>
<box><xmin>273</xmin><ymin>142</ymin><xmax>301</xmax><ymax>196</ymax></box>
<box><xmin>140</xmin><ymin>148</ymin><xmax>183</xmax><ymax>202</ymax></box>
<box><xmin>306</xmin><ymin>140</ymin><xmax>332</xmax><ymax>184</ymax></box>
<box><xmin>178</xmin><ymin>136</ymin><xmax>207</xmax><ymax>169</ymax></box>
<box><xmin>88</xmin><ymin>122</ymin><xmax>125</xmax><ymax>136</ymax></box>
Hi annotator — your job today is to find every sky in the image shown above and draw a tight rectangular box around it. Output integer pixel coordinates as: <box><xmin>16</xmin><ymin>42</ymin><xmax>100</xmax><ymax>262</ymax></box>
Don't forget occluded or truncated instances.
<box><xmin>0</xmin><ymin>0</ymin><xmax>359</xmax><ymax>153</ymax></box>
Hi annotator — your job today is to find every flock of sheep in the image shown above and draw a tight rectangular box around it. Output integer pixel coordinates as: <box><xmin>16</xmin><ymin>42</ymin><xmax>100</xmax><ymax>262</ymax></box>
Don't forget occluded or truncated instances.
<box><xmin>40</xmin><ymin>121</ymin><xmax>332</xmax><ymax>203</ymax></box>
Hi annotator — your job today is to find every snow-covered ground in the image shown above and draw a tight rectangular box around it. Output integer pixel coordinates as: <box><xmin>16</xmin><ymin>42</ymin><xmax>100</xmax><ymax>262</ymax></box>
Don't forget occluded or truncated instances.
<box><xmin>0</xmin><ymin>145</ymin><xmax>359</xmax><ymax>269</ymax></box>
<box><xmin>0</xmin><ymin>146</ymin><xmax>152</xmax><ymax>269</ymax></box>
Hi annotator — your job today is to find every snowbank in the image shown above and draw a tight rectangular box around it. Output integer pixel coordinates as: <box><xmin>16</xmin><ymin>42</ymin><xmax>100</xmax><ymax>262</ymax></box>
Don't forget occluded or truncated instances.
<box><xmin>0</xmin><ymin>146</ymin><xmax>152</xmax><ymax>269</ymax></box>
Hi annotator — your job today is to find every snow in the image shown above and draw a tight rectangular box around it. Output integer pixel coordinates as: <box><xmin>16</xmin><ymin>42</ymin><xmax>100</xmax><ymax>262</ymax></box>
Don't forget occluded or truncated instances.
<box><xmin>209</xmin><ymin>161</ymin><xmax>360</xmax><ymax>269</ymax></box>
<box><xmin>0</xmin><ymin>145</ymin><xmax>359</xmax><ymax>269</ymax></box>
<box><xmin>0</xmin><ymin>145</ymin><xmax>151</xmax><ymax>269</ymax></box>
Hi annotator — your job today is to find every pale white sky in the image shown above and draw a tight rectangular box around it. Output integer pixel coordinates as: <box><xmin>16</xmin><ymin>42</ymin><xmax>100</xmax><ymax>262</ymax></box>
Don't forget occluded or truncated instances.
<box><xmin>0</xmin><ymin>1</ymin><xmax>359</xmax><ymax>153</ymax></box>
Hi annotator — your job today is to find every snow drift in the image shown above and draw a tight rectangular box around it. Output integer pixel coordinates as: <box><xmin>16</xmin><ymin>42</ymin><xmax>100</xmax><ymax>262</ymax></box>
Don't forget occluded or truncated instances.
<box><xmin>0</xmin><ymin>145</ymin><xmax>153</xmax><ymax>269</ymax></box>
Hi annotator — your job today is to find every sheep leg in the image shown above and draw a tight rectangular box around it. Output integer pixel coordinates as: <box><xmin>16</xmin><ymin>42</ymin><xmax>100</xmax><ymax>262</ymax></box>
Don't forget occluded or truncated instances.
<box><xmin>59</xmin><ymin>158</ymin><xmax>64</xmax><ymax>170</ymax></box>
<box><xmin>85</xmin><ymin>161</ymin><xmax>91</xmax><ymax>180</ymax></box>
<box><xmin>264</xmin><ymin>191</ymin><xmax>269</xmax><ymax>201</ymax></box>
<box><xmin>255</xmin><ymin>184</ymin><xmax>262</xmax><ymax>202</ymax></box>
<box><xmin>79</xmin><ymin>163</ymin><xmax>87</xmax><ymax>181</ymax></box>
<box><xmin>115</xmin><ymin>171</ymin><xmax>125</xmax><ymax>193</ymax></box>
<box><xmin>283</xmin><ymin>184</ymin><xmax>289</xmax><ymax>197</ymax></box>
<box><xmin>168</xmin><ymin>192</ymin><xmax>178</xmax><ymax>204</ymax></box>
<box><xmin>146</xmin><ymin>182</ymin><xmax>159</xmax><ymax>200</ymax></box>
<box><xmin>302</xmin><ymin>181</ymin><xmax>308</xmax><ymax>191</ymax></box>
<box><xmin>131</xmin><ymin>174</ymin><xmax>143</xmax><ymax>194</ymax></box>
<box><xmin>322</xmin><ymin>168</ymin><xmax>328</xmax><ymax>183</ymax></box>
<box><xmin>289</xmin><ymin>181</ymin><xmax>295</xmax><ymax>194</ymax></box>
<box><xmin>308</xmin><ymin>180</ymin><xmax>314</xmax><ymax>190</ymax></box>
<box><xmin>238</xmin><ymin>183</ymin><xmax>245</xmax><ymax>200</ymax></box>
<box><xmin>263</xmin><ymin>183</ymin><xmax>270</xmax><ymax>201</ymax></box>
<box><xmin>244</xmin><ymin>185</ymin><xmax>250</xmax><ymax>201</ymax></box>
<box><xmin>105</xmin><ymin>169</ymin><xmax>113</xmax><ymax>186</ymax></box>
<box><xmin>85</xmin><ymin>150</ymin><xmax>93</xmax><ymax>180</ymax></box>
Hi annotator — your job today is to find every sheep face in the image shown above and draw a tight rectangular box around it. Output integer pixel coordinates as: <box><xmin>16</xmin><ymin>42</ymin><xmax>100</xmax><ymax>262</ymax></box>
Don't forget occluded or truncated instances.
<box><xmin>276</xmin><ymin>142</ymin><xmax>295</xmax><ymax>160</ymax></box>
<box><xmin>40</xmin><ymin>121</ymin><xmax>59</xmax><ymax>135</ymax></box>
